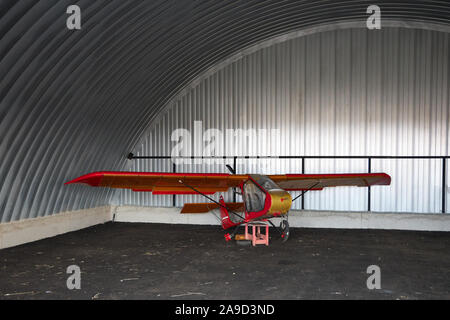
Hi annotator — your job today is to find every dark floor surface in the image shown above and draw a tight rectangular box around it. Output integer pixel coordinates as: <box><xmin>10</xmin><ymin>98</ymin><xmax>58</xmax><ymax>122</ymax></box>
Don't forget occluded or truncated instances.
<box><xmin>1</xmin><ymin>222</ymin><xmax>449</xmax><ymax>300</ymax></box>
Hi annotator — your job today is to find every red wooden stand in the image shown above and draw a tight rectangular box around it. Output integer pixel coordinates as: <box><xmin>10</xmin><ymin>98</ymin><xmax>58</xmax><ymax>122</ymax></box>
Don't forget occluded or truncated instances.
<box><xmin>244</xmin><ymin>220</ymin><xmax>269</xmax><ymax>246</ymax></box>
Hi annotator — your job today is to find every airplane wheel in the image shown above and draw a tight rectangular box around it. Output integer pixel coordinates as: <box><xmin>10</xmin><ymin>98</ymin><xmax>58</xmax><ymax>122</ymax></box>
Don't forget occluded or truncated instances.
<box><xmin>280</xmin><ymin>220</ymin><xmax>289</xmax><ymax>243</ymax></box>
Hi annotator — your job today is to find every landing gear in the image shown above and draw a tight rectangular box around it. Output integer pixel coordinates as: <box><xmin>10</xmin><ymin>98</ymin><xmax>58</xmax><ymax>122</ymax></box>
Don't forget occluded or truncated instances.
<box><xmin>280</xmin><ymin>219</ymin><xmax>289</xmax><ymax>243</ymax></box>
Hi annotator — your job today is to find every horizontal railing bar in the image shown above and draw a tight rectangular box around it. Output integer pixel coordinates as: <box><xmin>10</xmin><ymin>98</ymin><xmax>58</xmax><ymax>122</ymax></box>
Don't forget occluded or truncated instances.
<box><xmin>127</xmin><ymin>153</ymin><xmax>448</xmax><ymax>214</ymax></box>
<box><xmin>128</xmin><ymin>154</ymin><xmax>450</xmax><ymax>160</ymax></box>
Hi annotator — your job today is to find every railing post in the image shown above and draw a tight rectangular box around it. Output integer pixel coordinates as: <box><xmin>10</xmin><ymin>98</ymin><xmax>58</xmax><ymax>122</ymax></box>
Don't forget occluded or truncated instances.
<box><xmin>443</xmin><ymin>157</ymin><xmax>447</xmax><ymax>214</ymax></box>
<box><xmin>301</xmin><ymin>157</ymin><xmax>305</xmax><ymax>210</ymax></box>
<box><xmin>172</xmin><ymin>162</ymin><xmax>176</xmax><ymax>207</ymax></box>
<box><xmin>233</xmin><ymin>156</ymin><xmax>237</xmax><ymax>203</ymax></box>
<box><xmin>368</xmin><ymin>157</ymin><xmax>372</xmax><ymax>212</ymax></box>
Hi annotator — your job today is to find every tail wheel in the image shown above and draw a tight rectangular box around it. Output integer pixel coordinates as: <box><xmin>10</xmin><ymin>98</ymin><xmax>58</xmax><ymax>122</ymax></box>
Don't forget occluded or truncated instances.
<box><xmin>280</xmin><ymin>220</ymin><xmax>290</xmax><ymax>243</ymax></box>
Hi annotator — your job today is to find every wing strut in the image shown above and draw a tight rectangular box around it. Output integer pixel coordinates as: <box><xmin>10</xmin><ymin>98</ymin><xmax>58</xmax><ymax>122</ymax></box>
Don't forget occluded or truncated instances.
<box><xmin>177</xmin><ymin>179</ymin><xmax>245</xmax><ymax>221</ymax></box>
<box><xmin>267</xmin><ymin>181</ymin><xmax>321</xmax><ymax>242</ymax></box>
<box><xmin>178</xmin><ymin>179</ymin><xmax>245</xmax><ymax>241</ymax></box>
<box><xmin>291</xmin><ymin>182</ymin><xmax>321</xmax><ymax>203</ymax></box>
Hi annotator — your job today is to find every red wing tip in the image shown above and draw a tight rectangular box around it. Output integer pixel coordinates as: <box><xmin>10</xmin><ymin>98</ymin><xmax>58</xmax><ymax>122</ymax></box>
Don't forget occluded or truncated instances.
<box><xmin>65</xmin><ymin>172</ymin><xmax>104</xmax><ymax>186</ymax></box>
<box><xmin>65</xmin><ymin>177</ymin><xmax>84</xmax><ymax>185</ymax></box>
<box><xmin>381</xmin><ymin>173</ymin><xmax>392</xmax><ymax>185</ymax></box>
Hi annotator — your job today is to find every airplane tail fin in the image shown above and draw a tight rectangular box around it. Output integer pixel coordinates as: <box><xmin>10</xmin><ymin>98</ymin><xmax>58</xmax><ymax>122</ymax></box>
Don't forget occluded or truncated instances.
<box><xmin>219</xmin><ymin>196</ymin><xmax>239</xmax><ymax>229</ymax></box>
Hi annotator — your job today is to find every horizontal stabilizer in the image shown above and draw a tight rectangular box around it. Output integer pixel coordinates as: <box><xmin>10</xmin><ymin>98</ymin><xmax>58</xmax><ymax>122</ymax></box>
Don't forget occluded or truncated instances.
<box><xmin>180</xmin><ymin>202</ymin><xmax>244</xmax><ymax>214</ymax></box>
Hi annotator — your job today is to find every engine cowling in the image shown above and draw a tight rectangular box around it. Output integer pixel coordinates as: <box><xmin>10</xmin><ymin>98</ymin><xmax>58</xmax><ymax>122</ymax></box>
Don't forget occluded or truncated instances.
<box><xmin>268</xmin><ymin>189</ymin><xmax>292</xmax><ymax>215</ymax></box>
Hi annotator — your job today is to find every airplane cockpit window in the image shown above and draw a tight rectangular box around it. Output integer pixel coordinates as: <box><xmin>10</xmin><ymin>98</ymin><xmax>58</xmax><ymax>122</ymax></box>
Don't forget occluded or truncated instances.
<box><xmin>251</xmin><ymin>174</ymin><xmax>280</xmax><ymax>191</ymax></box>
<box><xmin>243</xmin><ymin>179</ymin><xmax>266</xmax><ymax>212</ymax></box>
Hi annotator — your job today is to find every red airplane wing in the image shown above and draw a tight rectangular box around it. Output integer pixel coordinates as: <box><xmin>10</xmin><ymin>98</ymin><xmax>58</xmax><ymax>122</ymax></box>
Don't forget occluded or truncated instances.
<box><xmin>65</xmin><ymin>171</ymin><xmax>249</xmax><ymax>195</ymax></box>
<box><xmin>268</xmin><ymin>173</ymin><xmax>391</xmax><ymax>191</ymax></box>
<box><xmin>65</xmin><ymin>172</ymin><xmax>390</xmax><ymax>194</ymax></box>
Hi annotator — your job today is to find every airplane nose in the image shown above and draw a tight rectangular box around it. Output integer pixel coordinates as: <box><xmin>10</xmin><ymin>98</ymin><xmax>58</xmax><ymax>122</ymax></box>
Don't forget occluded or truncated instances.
<box><xmin>268</xmin><ymin>190</ymin><xmax>292</xmax><ymax>215</ymax></box>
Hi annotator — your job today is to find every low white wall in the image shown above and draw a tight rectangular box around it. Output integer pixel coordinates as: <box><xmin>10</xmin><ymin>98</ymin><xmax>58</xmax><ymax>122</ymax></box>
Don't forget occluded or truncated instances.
<box><xmin>112</xmin><ymin>206</ymin><xmax>219</xmax><ymax>225</ymax></box>
<box><xmin>114</xmin><ymin>206</ymin><xmax>450</xmax><ymax>232</ymax></box>
<box><xmin>2</xmin><ymin>205</ymin><xmax>449</xmax><ymax>249</ymax></box>
<box><xmin>0</xmin><ymin>206</ymin><xmax>112</xmax><ymax>249</ymax></box>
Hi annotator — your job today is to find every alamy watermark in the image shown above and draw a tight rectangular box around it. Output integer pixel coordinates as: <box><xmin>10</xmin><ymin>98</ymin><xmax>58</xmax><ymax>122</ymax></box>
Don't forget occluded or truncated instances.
<box><xmin>366</xmin><ymin>265</ymin><xmax>381</xmax><ymax>290</ymax></box>
<box><xmin>171</xmin><ymin>121</ymin><xmax>281</xmax><ymax>165</ymax></box>
<box><xmin>366</xmin><ymin>5</ymin><xmax>381</xmax><ymax>30</ymax></box>
<box><xmin>66</xmin><ymin>4</ymin><xmax>380</xmax><ymax>31</ymax></box>
<box><xmin>66</xmin><ymin>5</ymin><xmax>81</xmax><ymax>30</ymax></box>
<box><xmin>66</xmin><ymin>265</ymin><xmax>81</xmax><ymax>290</ymax></box>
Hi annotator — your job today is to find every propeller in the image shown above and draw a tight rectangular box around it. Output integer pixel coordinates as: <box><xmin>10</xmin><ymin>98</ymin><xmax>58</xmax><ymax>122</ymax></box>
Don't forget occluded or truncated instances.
<box><xmin>226</xmin><ymin>164</ymin><xmax>236</xmax><ymax>174</ymax></box>
<box><xmin>226</xmin><ymin>164</ymin><xmax>242</xmax><ymax>196</ymax></box>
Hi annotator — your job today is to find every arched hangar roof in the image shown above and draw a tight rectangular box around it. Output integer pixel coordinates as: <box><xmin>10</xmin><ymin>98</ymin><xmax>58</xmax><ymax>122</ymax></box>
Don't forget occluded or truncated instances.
<box><xmin>0</xmin><ymin>0</ymin><xmax>449</xmax><ymax>222</ymax></box>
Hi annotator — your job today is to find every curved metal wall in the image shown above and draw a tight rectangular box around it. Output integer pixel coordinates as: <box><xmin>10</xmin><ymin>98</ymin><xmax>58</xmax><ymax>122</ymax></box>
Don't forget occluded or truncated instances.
<box><xmin>122</xmin><ymin>26</ymin><xmax>450</xmax><ymax>214</ymax></box>
<box><xmin>1</xmin><ymin>1</ymin><xmax>449</xmax><ymax>222</ymax></box>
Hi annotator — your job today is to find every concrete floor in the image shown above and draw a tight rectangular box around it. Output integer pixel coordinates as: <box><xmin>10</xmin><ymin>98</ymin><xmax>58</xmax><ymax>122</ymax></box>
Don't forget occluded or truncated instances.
<box><xmin>0</xmin><ymin>222</ymin><xmax>449</xmax><ymax>300</ymax></box>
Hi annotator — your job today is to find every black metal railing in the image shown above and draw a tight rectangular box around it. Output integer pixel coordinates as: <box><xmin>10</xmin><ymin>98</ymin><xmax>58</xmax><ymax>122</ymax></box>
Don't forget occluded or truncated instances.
<box><xmin>127</xmin><ymin>153</ymin><xmax>449</xmax><ymax>214</ymax></box>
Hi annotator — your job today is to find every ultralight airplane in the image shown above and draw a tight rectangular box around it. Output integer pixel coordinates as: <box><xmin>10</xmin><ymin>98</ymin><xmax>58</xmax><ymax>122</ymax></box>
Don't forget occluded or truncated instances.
<box><xmin>66</xmin><ymin>169</ymin><xmax>391</xmax><ymax>243</ymax></box>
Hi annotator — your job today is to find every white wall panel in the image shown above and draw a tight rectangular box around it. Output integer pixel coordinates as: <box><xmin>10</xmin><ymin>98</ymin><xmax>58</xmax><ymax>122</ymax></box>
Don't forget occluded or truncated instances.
<box><xmin>120</xmin><ymin>27</ymin><xmax>450</xmax><ymax>214</ymax></box>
